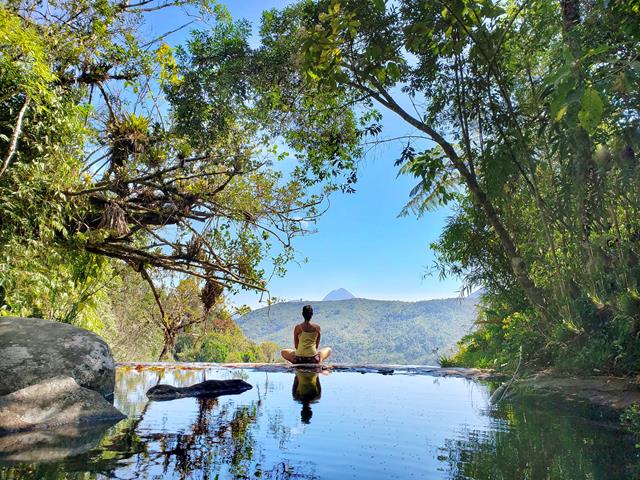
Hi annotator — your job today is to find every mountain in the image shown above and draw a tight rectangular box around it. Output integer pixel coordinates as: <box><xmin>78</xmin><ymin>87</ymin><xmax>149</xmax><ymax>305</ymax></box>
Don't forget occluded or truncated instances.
<box><xmin>467</xmin><ymin>288</ymin><xmax>485</xmax><ymax>300</ymax></box>
<box><xmin>322</xmin><ymin>288</ymin><xmax>355</xmax><ymax>301</ymax></box>
<box><xmin>237</xmin><ymin>297</ymin><xmax>477</xmax><ymax>364</ymax></box>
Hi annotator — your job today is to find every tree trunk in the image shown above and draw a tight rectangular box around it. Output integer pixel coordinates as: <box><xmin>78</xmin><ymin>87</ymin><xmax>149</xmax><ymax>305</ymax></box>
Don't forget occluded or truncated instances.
<box><xmin>364</xmin><ymin>85</ymin><xmax>550</xmax><ymax>322</ymax></box>
<box><xmin>460</xmin><ymin>164</ymin><xmax>549</xmax><ymax>319</ymax></box>
<box><xmin>559</xmin><ymin>0</ymin><xmax>580</xmax><ymax>32</ymax></box>
<box><xmin>158</xmin><ymin>330</ymin><xmax>175</xmax><ymax>361</ymax></box>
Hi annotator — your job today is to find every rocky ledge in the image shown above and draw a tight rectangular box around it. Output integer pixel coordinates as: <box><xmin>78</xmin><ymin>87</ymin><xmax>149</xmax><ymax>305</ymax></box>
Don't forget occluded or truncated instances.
<box><xmin>510</xmin><ymin>370</ymin><xmax>640</xmax><ymax>413</ymax></box>
<box><xmin>119</xmin><ymin>361</ymin><xmax>505</xmax><ymax>381</ymax></box>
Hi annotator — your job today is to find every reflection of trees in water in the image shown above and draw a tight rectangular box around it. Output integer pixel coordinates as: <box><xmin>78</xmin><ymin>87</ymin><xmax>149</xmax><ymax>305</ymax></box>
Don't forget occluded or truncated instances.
<box><xmin>0</xmin><ymin>370</ymin><xmax>322</xmax><ymax>480</ymax></box>
<box><xmin>151</xmin><ymin>397</ymin><xmax>258</xmax><ymax>479</ymax></box>
<box><xmin>443</xmin><ymin>403</ymin><xmax>640</xmax><ymax>480</ymax></box>
<box><xmin>142</xmin><ymin>393</ymin><xmax>316</xmax><ymax>480</ymax></box>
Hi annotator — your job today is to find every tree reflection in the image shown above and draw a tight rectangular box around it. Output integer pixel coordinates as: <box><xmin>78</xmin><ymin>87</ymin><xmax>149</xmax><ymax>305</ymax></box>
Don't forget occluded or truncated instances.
<box><xmin>442</xmin><ymin>403</ymin><xmax>640</xmax><ymax>480</ymax></box>
<box><xmin>0</xmin><ymin>368</ymin><xmax>321</xmax><ymax>480</ymax></box>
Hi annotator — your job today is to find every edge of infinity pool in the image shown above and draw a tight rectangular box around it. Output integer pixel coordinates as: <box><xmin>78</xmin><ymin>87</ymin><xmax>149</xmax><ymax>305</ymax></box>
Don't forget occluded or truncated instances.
<box><xmin>116</xmin><ymin>362</ymin><xmax>506</xmax><ymax>381</ymax></box>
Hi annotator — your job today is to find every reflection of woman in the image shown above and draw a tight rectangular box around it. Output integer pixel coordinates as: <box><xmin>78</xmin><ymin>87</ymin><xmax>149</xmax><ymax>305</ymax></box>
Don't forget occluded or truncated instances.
<box><xmin>281</xmin><ymin>305</ymin><xmax>332</xmax><ymax>364</ymax></box>
<box><xmin>292</xmin><ymin>371</ymin><xmax>321</xmax><ymax>424</ymax></box>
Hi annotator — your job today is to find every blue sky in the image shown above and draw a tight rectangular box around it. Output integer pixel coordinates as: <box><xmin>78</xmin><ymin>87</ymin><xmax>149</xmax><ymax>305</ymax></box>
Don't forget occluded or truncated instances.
<box><xmin>146</xmin><ymin>1</ymin><xmax>463</xmax><ymax>306</ymax></box>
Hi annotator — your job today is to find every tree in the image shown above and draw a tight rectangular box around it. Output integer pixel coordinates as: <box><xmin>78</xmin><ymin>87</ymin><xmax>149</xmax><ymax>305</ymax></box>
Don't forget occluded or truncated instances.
<box><xmin>0</xmin><ymin>1</ymin><xmax>336</xmax><ymax>332</ymax></box>
<box><xmin>204</xmin><ymin>0</ymin><xmax>640</xmax><ymax>372</ymax></box>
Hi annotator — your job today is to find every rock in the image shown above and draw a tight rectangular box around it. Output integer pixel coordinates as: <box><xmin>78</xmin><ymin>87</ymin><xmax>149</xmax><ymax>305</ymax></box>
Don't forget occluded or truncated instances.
<box><xmin>0</xmin><ymin>376</ymin><xmax>126</xmax><ymax>433</ymax></box>
<box><xmin>146</xmin><ymin>379</ymin><xmax>253</xmax><ymax>401</ymax></box>
<box><xmin>0</xmin><ymin>316</ymin><xmax>116</xmax><ymax>398</ymax></box>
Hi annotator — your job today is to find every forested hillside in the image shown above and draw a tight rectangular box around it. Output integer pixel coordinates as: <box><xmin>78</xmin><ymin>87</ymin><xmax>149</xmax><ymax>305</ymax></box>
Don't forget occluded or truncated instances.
<box><xmin>237</xmin><ymin>297</ymin><xmax>477</xmax><ymax>364</ymax></box>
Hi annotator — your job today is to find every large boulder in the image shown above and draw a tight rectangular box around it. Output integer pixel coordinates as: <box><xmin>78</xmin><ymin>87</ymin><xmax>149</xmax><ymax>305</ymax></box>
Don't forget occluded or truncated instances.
<box><xmin>0</xmin><ymin>376</ymin><xmax>125</xmax><ymax>433</ymax></box>
<box><xmin>0</xmin><ymin>316</ymin><xmax>116</xmax><ymax>398</ymax></box>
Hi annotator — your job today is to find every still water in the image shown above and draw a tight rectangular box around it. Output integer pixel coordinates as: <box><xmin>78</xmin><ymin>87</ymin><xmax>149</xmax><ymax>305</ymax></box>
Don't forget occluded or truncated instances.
<box><xmin>0</xmin><ymin>365</ymin><xmax>638</xmax><ymax>479</ymax></box>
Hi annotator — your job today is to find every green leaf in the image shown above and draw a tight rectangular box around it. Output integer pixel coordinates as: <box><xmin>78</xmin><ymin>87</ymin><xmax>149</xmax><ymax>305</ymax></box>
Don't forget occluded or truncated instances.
<box><xmin>386</xmin><ymin>62</ymin><xmax>401</xmax><ymax>80</ymax></box>
<box><xmin>555</xmin><ymin>105</ymin><xmax>568</xmax><ymax>121</ymax></box>
<box><xmin>371</xmin><ymin>0</ymin><xmax>385</xmax><ymax>11</ymax></box>
<box><xmin>577</xmin><ymin>88</ymin><xmax>603</xmax><ymax>133</ymax></box>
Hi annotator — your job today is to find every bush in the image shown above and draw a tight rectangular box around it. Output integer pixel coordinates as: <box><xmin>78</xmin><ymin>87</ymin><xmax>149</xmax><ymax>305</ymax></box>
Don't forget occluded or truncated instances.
<box><xmin>438</xmin><ymin>355</ymin><xmax>459</xmax><ymax>367</ymax></box>
<box><xmin>621</xmin><ymin>404</ymin><xmax>640</xmax><ymax>448</ymax></box>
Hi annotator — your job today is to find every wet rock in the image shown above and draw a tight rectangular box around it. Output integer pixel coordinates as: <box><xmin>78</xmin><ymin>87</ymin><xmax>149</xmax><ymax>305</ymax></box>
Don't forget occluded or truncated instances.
<box><xmin>0</xmin><ymin>376</ymin><xmax>126</xmax><ymax>433</ymax></box>
<box><xmin>0</xmin><ymin>317</ymin><xmax>116</xmax><ymax>398</ymax></box>
<box><xmin>146</xmin><ymin>379</ymin><xmax>253</xmax><ymax>401</ymax></box>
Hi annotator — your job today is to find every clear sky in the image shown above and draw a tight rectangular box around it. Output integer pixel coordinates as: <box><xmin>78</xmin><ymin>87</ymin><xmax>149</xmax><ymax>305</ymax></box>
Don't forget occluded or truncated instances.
<box><xmin>146</xmin><ymin>1</ymin><xmax>463</xmax><ymax>307</ymax></box>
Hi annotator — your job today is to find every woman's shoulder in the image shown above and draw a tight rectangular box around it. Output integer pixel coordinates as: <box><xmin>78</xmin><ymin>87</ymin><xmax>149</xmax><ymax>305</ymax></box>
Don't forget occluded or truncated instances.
<box><xmin>298</xmin><ymin>322</ymin><xmax>320</xmax><ymax>332</ymax></box>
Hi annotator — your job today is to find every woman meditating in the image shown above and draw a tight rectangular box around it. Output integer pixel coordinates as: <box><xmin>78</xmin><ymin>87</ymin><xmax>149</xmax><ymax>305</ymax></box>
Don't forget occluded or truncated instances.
<box><xmin>281</xmin><ymin>305</ymin><xmax>332</xmax><ymax>364</ymax></box>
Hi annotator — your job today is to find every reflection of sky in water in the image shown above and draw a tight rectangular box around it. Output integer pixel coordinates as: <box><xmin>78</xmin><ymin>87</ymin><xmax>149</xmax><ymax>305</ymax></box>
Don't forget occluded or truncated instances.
<box><xmin>2</xmin><ymin>366</ymin><xmax>638</xmax><ymax>479</ymax></box>
<box><xmin>111</xmin><ymin>368</ymin><xmax>494</xmax><ymax>479</ymax></box>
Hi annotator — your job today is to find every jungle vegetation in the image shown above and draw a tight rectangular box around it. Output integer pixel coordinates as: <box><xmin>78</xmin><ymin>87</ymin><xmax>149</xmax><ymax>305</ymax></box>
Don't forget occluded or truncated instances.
<box><xmin>2</xmin><ymin>0</ymin><xmax>640</xmax><ymax>374</ymax></box>
<box><xmin>0</xmin><ymin>0</ymin><xmax>357</xmax><ymax>360</ymax></box>
<box><xmin>203</xmin><ymin>0</ymin><xmax>638</xmax><ymax>375</ymax></box>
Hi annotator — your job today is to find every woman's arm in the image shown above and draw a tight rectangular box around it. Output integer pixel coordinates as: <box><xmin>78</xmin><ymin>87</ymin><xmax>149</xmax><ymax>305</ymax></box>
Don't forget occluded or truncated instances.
<box><xmin>294</xmin><ymin>325</ymin><xmax>300</xmax><ymax>349</ymax></box>
<box><xmin>316</xmin><ymin>326</ymin><xmax>321</xmax><ymax>349</ymax></box>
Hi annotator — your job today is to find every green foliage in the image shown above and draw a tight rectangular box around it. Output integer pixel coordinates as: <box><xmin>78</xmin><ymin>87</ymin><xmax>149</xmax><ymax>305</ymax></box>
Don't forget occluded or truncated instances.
<box><xmin>174</xmin><ymin>327</ymin><xmax>280</xmax><ymax>363</ymax></box>
<box><xmin>195</xmin><ymin>335</ymin><xmax>230</xmax><ymax>362</ymax></box>
<box><xmin>3</xmin><ymin>0</ymin><xmax>640</xmax><ymax>376</ymax></box>
<box><xmin>0</xmin><ymin>0</ymin><xmax>344</xmax><ymax>358</ymax></box>
<box><xmin>238</xmin><ymin>297</ymin><xmax>477</xmax><ymax>364</ymax></box>
<box><xmin>438</xmin><ymin>355</ymin><xmax>460</xmax><ymax>368</ymax></box>
<box><xmin>621</xmin><ymin>404</ymin><xmax>640</xmax><ymax>448</ymax></box>
<box><xmin>239</xmin><ymin>0</ymin><xmax>640</xmax><ymax>375</ymax></box>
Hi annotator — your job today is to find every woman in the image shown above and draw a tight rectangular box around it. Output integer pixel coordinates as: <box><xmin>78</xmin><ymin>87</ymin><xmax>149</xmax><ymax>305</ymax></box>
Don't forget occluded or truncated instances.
<box><xmin>281</xmin><ymin>305</ymin><xmax>332</xmax><ymax>364</ymax></box>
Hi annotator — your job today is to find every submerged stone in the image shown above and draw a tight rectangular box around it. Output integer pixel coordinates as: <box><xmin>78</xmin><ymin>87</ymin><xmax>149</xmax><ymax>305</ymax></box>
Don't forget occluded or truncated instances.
<box><xmin>0</xmin><ymin>317</ymin><xmax>116</xmax><ymax>398</ymax></box>
<box><xmin>146</xmin><ymin>379</ymin><xmax>253</xmax><ymax>401</ymax></box>
<box><xmin>0</xmin><ymin>376</ymin><xmax>126</xmax><ymax>433</ymax></box>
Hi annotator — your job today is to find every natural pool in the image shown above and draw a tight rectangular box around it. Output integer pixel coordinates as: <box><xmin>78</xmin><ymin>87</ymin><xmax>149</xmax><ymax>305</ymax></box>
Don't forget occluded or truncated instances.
<box><xmin>0</xmin><ymin>365</ymin><xmax>638</xmax><ymax>479</ymax></box>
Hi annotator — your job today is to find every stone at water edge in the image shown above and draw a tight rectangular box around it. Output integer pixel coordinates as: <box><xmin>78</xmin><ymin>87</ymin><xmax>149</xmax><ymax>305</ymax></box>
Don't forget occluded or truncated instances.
<box><xmin>147</xmin><ymin>379</ymin><xmax>253</xmax><ymax>400</ymax></box>
<box><xmin>0</xmin><ymin>376</ymin><xmax>126</xmax><ymax>433</ymax></box>
<box><xmin>0</xmin><ymin>316</ymin><xmax>116</xmax><ymax>398</ymax></box>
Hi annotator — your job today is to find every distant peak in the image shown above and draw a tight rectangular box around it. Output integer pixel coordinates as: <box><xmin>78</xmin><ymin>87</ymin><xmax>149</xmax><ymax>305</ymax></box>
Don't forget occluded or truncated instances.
<box><xmin>322</xmin><ymin>288</ymin><xmax>355</xmax><ymax>301</ymax></box>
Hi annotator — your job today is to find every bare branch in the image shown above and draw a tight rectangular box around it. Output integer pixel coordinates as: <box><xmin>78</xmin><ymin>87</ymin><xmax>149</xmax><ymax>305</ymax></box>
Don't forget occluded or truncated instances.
<box><xmin>0</xmin><ymin>96</ymin><xmax>30</xmax><ymax>178</ymax></box>
<box><xmin>140</xmin><ymin>267</ymin><xmax>167</xmax><ymax>328</ymax></box>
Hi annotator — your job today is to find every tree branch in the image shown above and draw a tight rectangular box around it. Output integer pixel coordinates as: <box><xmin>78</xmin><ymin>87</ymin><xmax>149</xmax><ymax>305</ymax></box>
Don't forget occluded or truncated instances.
<box><xmin>0</xmin><ymin>96</ymin><xmax>30</xmax><ymax>178</ymax></box>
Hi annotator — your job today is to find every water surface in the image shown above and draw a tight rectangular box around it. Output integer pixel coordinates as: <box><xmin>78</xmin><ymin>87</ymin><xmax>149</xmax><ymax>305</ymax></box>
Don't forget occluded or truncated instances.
<box><xmin>0</xmin><ymin>366</ymin><xmax>638</xmax><ymax>479</ymax></box>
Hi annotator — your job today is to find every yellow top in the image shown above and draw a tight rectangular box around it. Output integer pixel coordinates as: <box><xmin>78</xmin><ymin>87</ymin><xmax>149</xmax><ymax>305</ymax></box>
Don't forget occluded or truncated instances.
<box><xmin>295</xmin><ymin>330</ymin><xmax>318</xmax><ymax>357</ymax></box>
